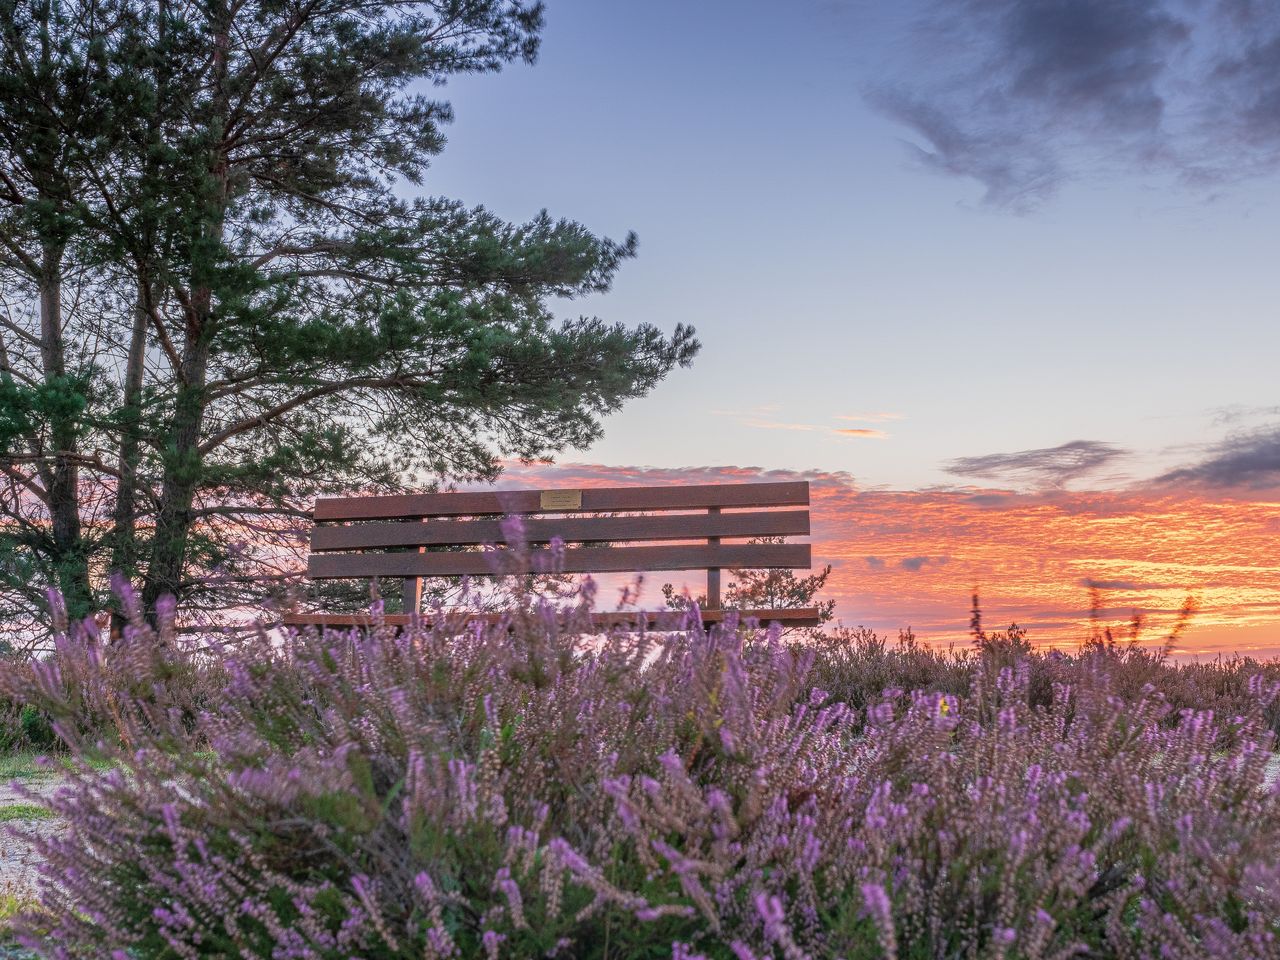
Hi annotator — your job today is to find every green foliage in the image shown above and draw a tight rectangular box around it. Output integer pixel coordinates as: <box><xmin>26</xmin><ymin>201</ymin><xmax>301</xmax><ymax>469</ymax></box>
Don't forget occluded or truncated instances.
<box><xmin>663</xmin><ymin>536</ymin><xmax>836</xmax><ymax>638</ymax></box>
<box><xmin>0</xmin><ymin>752</ymin><xmax>47</xmax><ymax>781</ymax></box>
<box><xmin>0</xmin><ymin>702</ymin><xmax>58</xmax><ymax>755</ymax></box>
<box><xmin>0</xmin><ymin>377</ymin><xmax>90</xmax><ymax>456</ymax></box>
<box><xmin>0</xmin><ymin>889</ymin><xmax>39</xmax><ymax>940</ymax></box>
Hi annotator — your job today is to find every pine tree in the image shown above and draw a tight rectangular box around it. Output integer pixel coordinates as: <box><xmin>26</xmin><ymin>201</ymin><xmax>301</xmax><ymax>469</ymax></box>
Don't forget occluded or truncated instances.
<box><xmin>0</xmin><ymin>0</ymin><xmax>120</xmax><ymax>624</ymax></box>
<box><xmin>662</xmin><ymin>537</ymin><xmax>837</xmax><ymax>639</ymax></box>
<box><xmin>0</xmin><ymin>0</ymin><xmax>699</xmax><ymax>632</ymax></box>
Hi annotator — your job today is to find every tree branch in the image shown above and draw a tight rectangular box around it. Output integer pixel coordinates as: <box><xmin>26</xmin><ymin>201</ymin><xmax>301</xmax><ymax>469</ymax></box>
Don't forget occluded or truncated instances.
<box><xmin>198</xmin><ymin>374</ymin><xmax>428</xmax><ymax>453</ymax></box>
<box><xmin>0</xmin><ymin>231</ymin><xmax>39</xmax><ymax>276</ymax></box>
<box><xmin>193</xmin><ymin>503</ymin><xmax>311</xmax><ymax>519</ymax></box>
<box><xmin>0</xmin><ymin>464</ymin><xmax>48</xmax><ymax>504</ymax></box>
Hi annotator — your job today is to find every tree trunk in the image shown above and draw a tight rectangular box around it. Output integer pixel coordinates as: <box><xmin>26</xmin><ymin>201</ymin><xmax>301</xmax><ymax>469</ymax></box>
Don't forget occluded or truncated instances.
<box><xmin>141</xmin><ymin>2</ymin><xmax>230</xmax><ymax>619</ymax></box>
<box><xmin>140</xmin><ymin>339</ymin><xmax>211</xmax><ymax>614</ymax></box>
<box><xmin>37</xmin><ymin>246</ymin><xmax>91</xmax><ymax>620</ymax></box>
<box><xmin>109</xmin><ymin>281</ymin><xmax>152</xmax><ymax>632</ymax></box>
<box><xmin>112</xmin><ymin>0</ymin><xmax>168</xmax><ymax>630</ymax></box>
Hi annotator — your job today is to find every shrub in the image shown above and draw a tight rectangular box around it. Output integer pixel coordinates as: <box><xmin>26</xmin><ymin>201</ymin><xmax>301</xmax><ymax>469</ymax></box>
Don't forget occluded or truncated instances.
<box><xmin>0</xmin><ymin>626</ymin><xmax>59</xmax><ymax>757</ymax></box>
<box><xmin>0</xmin><ymin>701</ymin><xmax>59</xmax><ymax>755</ymax></box>
<box><xmin>0</xmin><ymin>586</ymin><xmax>227</xmax><ymax>755</ymax></box>
<box><xmin>4</xmin><ymin>581</ymin><xmax>1279</xmax><ymax>959</ymax></box>
<box><xmin>800</xmin><ymin>625</ymin><xmax>972</xmax><ymax>710</ymax></box>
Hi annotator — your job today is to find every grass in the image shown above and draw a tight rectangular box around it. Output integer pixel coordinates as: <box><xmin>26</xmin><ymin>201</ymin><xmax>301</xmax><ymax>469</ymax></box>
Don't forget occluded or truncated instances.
<box><xmin>0</xmin><ymin>804</ymin><xmax>51</xmax><ymax>823</ymax></box>
<box><xmin>0</xmin><ymin>750</ymin><xmax>113</xmax><ymax>782</ymax></box>
<box><xmin>0</xmin><ymin>888</ymin><xmax>41</xmax><ymax>956</ymax></box>
<box><xmin>0</xmin><ymin>753</ymin><xmax>56</xmax><ymax>782</ymax></box>
<box><xmin>0</xmin><ymin>891</ymin><xmax>27</xmax><ymax>929</ymax></box>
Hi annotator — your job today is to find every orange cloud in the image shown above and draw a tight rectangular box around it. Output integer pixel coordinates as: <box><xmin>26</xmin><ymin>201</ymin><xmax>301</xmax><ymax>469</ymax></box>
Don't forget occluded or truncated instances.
<box><xmin>730</xmin><ymin>414</ymin><xmax>892</xmax><ymax>440</ymax></box>
<box><xmin>835</xmin><ymin>428</ymin><xmax>890</xmax><ymax>439</ymax></box>
<box><xmin>488</xmin><ymin>461</ymin><xmax>1280</xmax><ymax>658</ymax></box>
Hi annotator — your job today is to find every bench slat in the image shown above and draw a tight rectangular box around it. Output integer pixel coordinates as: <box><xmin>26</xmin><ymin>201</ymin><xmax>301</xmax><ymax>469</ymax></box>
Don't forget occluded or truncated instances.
<box><xmin>313</xmin><ymin>481</ymin><xmax>809</xmax><ymax>521</ymax></box>
<box><xmin>281</xmin><ymin>607</ymin><xmax>823</xmax><ymax>629</ymax></box>
<box><xmin>308</xmin><ymin>542</ymin><xmax>811</xmax><ymax>579</ymax></box>
<box><xmin>311</xmin><ymin>508</ymin><xmax>811</xmax><ymax>551</ymax></box>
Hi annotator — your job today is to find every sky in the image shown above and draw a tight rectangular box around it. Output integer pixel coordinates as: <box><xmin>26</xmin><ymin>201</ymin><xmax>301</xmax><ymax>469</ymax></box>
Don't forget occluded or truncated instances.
<box><xmin>423</xmin><ymin>0</ymin><xmax>1280</xmax><ymax>656</ymax></box>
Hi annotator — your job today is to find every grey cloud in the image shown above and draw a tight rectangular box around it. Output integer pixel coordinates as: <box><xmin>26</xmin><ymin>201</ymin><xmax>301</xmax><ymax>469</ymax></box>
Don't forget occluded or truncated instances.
<box><xmin>900</xmin><ymin>555</ymin><xmax>950</xmax><ymax>572</ymax></box>
<box><xmin>1219</xmin><ymin>0</ymin><xmax>1269</xmax><ymax>27</ymax></box>
<box><xmin>865</xmin><ymin>556</ymin><xmax>886</xmax><ymax>570</ymax></box>
<box><xmin>962</xmin><ymin>492</ymin><xmax>1021</xmax><ymax>508</ymax></box>
<box><xmin>992</xmin><ymin>0</ymin><xmax>1185</xmax><ymax>129</ymax></box>
<box><xmin>869</xmin><ymin>88</ymin><xmax>1059</xmax><ymax>209</ymax></box>
<box><xmin>872</xmin><ymin>0</ymin><xmax>1280</xmax><ymax>207</ymax></box>
<box><xmin>1210</xmin><ymin>404</ymin><xmax>1280</xmax><ymax>426</ymax></box>
<box><xmin>1079</xmin><ymin>578</ymin><xmax>1170</xmax><ymax>591</ymax></box>
<box><xmin>945</xmin><ymin>440</ymin><xmax>1127</xmax><ymax>489</ymax></box>
<box><xmin>1211</xmin><ymin>33</ymin><xmax>1280</xmax><ymax>153</ymax></box>
<box><xmin>1158</xmin><ymin>424</ymin><xmax>1280</xmax><ymax>489</ymax></box>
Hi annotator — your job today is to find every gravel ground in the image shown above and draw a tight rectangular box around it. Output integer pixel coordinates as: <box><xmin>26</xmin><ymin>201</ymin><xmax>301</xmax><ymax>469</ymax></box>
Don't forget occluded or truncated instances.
<box><xmin>1</xmin><ymin>776</ymin><xmax>61</xmax><ymax>895</ymax></box>
<box><xmin>1</xmin><ymin>774</ymin><xmax>61</xmax><ymax>960</ymax></box>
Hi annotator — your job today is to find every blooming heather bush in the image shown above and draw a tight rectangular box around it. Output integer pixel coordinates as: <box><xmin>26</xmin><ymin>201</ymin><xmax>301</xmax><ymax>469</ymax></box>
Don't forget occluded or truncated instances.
<box><xmin>0</xmin><ymin>583</ymin><xmax>225</xmax><ymax>754</ymax></box>
<box><xmin>801</xmin><ymin>624</ymin><xmax>1280</xmax><ymax>745</ymax></box>
<box><xmin>4</xmin><ymin>582</ymin><xmax>1280</xmax><ymax>958</ymax></box>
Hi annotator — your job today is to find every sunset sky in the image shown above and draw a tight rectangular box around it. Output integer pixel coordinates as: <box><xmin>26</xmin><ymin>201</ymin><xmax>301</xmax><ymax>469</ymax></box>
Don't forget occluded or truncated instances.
<box><xmin>431</xmin><ymin>0</ymin><xmax>1280</xmax><ymax>656</ymax></box>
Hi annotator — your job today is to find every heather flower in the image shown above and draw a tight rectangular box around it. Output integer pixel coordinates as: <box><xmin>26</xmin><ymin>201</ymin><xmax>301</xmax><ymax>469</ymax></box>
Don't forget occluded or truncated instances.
<box><xmin>861</xmin><ymin>883</ymin><xmax>897</xmax><ymax>959</ymax></box>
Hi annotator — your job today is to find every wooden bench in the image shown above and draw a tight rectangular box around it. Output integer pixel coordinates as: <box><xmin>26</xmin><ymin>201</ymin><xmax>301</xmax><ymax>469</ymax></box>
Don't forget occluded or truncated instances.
<box><xmin>282</xmin><ymin>480</ymin><xmax>820</xmax><ymax>630</ymax></box>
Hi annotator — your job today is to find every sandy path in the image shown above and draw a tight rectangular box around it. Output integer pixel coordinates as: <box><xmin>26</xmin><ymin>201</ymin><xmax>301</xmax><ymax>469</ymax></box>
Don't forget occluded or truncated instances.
<box><xmin>1</xmin><ymin>777</ymin><xmax>60</xmax><ymax>960</ymax></box>
<box><xmin>1</xmin><ymin>776</ymin><xmax>61</xmax><ymax>900</ymax></box>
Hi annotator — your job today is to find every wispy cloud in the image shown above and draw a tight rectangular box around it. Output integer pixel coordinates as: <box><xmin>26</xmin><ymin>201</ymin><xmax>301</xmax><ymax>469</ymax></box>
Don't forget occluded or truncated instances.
<box><xmin>900</xmin><ymin>555</ymin><xmax>950</xmax><ymax>572</ymax></box>
<box><xmin>836</xmin><ymin>412</ymin><xmax>906</xmax><ymax>424</ymax></box>
<box><xmin>723</xmin><ymin>409</ymin><xmax>895</xmax><ymax>440</ymax></box>
<box><xmin>869</xmin><ymin>86</ymin><xmax>1062</xmax><ymax>210</ymax></box>
<box><xmin>944</xmin><ymin>440</ymin><xmax>1128</xmax><ymax>489</ymax></box>
<box><xmin>835</xmin><ymin>428</ymin><xmax>890</xmax><ymax>439</ymax></box>
<box><xmin>1209</xmin><ymin>404</ymin><xmax>1280</xmax><ymax>427</ymax></box>
<box><xmin>1079</xmin><ymin>577</ymin><xmax>1170</xmax><ymax>591</ymax></box>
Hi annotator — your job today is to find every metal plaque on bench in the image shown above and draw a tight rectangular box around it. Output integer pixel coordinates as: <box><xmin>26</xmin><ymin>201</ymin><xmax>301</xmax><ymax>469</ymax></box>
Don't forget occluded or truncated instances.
<box><xmin>540</xmin><ymin>489</ymin><xmax>582</xmax><ymax>510</ymax></box>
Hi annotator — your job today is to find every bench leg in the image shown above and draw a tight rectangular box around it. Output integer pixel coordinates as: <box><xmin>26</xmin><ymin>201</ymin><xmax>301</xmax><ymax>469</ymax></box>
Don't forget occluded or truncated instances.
<box><xmin>707</xmin><ymin>506</ymin><xmax>721</xmax><ymax>609</ymax></box>
<box><xmin>402</xmin><ymin>576</ymin><xmax>422</xmax><ymax>616</ymax></box>
<box><xmin>401</xmin><ymin>530</ymin><xmax>425</xmax><ymax>615</ymax></box>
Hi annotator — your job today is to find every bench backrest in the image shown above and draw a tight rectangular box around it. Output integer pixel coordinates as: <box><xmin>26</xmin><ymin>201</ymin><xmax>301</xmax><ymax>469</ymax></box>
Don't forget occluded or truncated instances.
<box><xmin>307</xmin><ymin>480</ymin><xmax>811</xmax><ymax>611</ymax></box>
